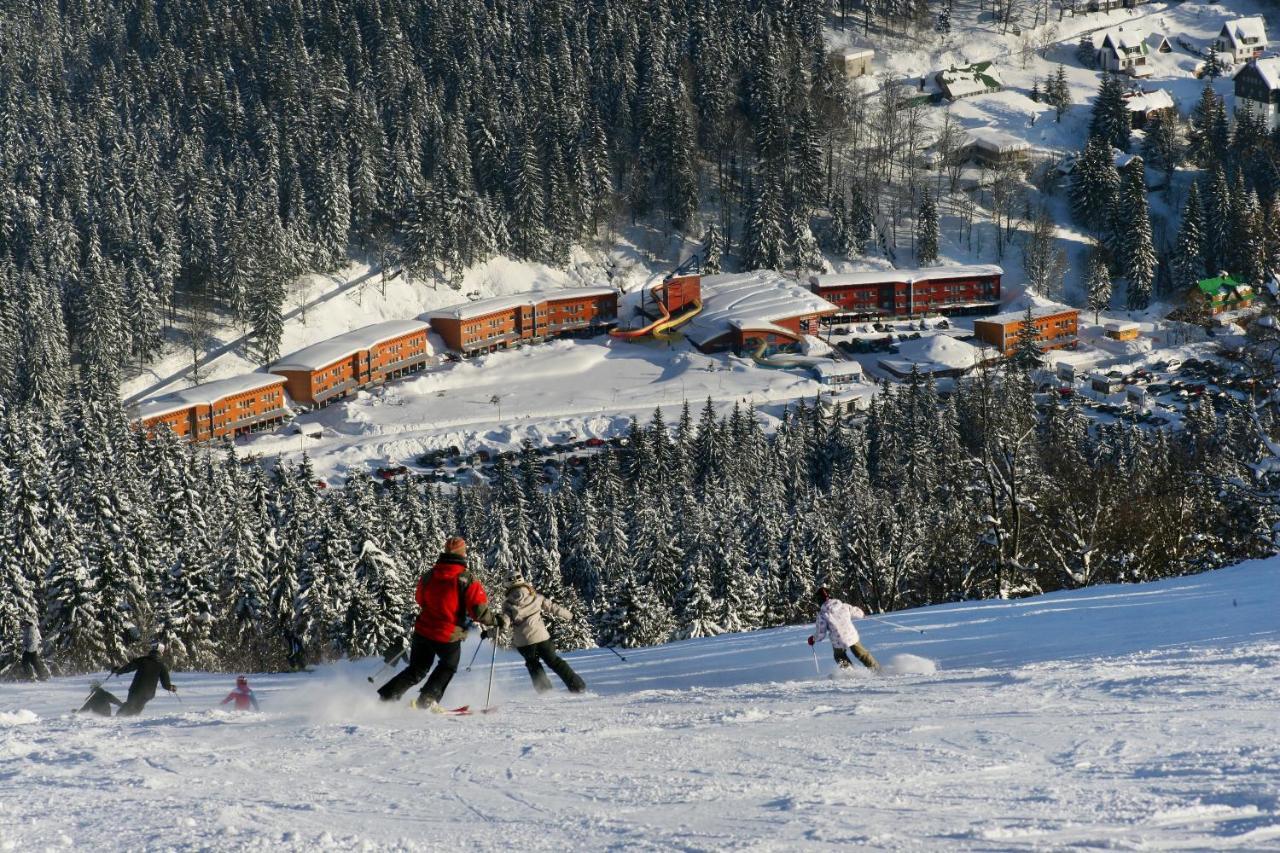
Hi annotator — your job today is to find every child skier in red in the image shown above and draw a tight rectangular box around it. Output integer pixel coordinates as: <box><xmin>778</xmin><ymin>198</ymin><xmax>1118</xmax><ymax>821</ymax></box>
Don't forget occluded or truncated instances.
<box><xmin>220</xmin><ymin>676</ymin><xmax>260</xmax><ymax>711</ymax></box>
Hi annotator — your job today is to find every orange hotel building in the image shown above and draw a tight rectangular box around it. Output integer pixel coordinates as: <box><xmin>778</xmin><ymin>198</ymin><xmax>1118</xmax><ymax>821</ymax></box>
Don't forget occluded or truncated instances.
<box><xmin>131</xmin><ymin>374</ymin><xmax>290</xmax><ymax>443</ymax></box>
<box><xmin>973</xmin><ymin>305</ymin><xmax>1079</xmax><ymax>356</ymax></box>
<box><xmin>425</xmin><ymin>287</ymin><xmax>618</xmax><ymax>356</ymax></box>
<box><xmin>271</xmin><ymin>320</ymin><xmax>431</xmax><ymax>407</ymax></box>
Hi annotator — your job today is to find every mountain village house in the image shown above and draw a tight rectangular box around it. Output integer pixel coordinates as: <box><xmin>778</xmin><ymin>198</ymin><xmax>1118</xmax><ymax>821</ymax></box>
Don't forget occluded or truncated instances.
<box><xmin>425</xmin><ymin>288</ymin><xmax>618</xmax><ymax>356</ymax></box>
<box><xmin>1234</xmin><ymin>58</ymin><xmax>1280</xmax><ymax>130</ymax></box>
<box><xmin>131</xmin><ymin>375</ymin><xmax>290</xmax><ymax>443</ymax></box>
<box><xmin>1216</xmin><ymin>17</ymin><xmax>1268</xmax><ymax>63</ymax></box>
<box><xmin>1122</xmin><ymin>89</ymin><xmax>1176</xmax><ymax>129</ymax></box>
<box><xmin>934</xmin><ymin>62</ymin><xmax>1003</xmax><ymax>100</ymax></box>
<box><xmin>1097</xmin><ymin>27</ymin><xmax>1152</xmax><ymax>78</ymax></box>
<box><xmin>810</xmin><ymin>265</ymin><xmax>1002</xmax><ymax>320</ymax></box>
<box><xmin>270</xmin><ymin>320</ymin><xmax>431</xmax><ymax>408</ymax></box>
<box><xmin>1198</xmin><ymin>274</ymin><xmax>1255</xmax><ymax>314</ymax></box>
<box><xmin>828</xmin><ymin>46</ymin><xmax>874</xmax><ymax>80</ymax></box>
<box><xmin>973</xmin><ymin>305</ymin><xmax>1079</xmax><ymax>356</ymax></box>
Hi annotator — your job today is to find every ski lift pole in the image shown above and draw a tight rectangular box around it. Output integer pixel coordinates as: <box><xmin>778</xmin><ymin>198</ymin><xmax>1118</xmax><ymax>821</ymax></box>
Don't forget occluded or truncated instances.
<box><xmin>867</xmin><ymin>614</ymin><xmax>925</xmax><ymax>635</ymax></box>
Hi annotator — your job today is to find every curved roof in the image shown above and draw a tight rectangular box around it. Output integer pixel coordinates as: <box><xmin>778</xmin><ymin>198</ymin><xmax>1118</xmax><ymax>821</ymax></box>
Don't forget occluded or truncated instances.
<box><xmin>811</xmin><ymin>264</ymin><xmax>1003</xmax><ymax>289</ymax></box>
<box><xmin>684</xmin><ymin>271</ymin><xmax>838</xmax><ymax>346</ymax></box>
<box><xmin>272</xmin><ymin>320</ymin><xmax>430</xmax><ymax>372</ymax></box>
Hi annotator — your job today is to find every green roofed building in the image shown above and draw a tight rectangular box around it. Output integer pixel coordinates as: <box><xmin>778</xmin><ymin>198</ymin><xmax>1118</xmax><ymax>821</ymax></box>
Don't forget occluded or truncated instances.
<box><xmin>935</xmin><ymin>62</ymin><xmax>1004</xmax><ymax>100</ymax></box>
<box><xmin>1197</xmin><ymin>274</ymin><xmax>1255</xmax><ymax>314</ymax></box>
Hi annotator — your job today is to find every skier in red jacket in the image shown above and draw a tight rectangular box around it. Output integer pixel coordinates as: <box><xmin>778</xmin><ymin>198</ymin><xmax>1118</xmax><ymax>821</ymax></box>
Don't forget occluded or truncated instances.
<box><xmin>376</xmin><ymin>536</ymin><xmax>504</xmax><ymax>711</ymax></box>
<box><xmin>220</xmin><ymin>676</ymin><xmax>260</xmax><ymax>711</ymax></box>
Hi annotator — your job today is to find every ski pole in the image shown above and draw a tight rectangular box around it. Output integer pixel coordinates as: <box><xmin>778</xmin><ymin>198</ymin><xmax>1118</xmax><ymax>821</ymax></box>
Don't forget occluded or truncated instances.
<box><xmin>484</xmin><ymin>637</ymin><xmax>498</xmax><ymax>712</ymax></box>
<box><xmin>602</xmin><ymin>645</ymin><xmax>627</xmax><ymax>662</ymax></box>
<box><xmin>868</xmin><ymin>614</ymin><xmax>925</xmax><ymax>635</ymax></box>
<box><xmin>464</xmin><ymin>637</ymin><xmax>484</xmax><ymax>672</ymax></box>
<box><xmin>811</xmin><ymin>644</ymin><xmax>821</xmax><ymax>675</ymax></box>
<box><xmin>366</xmin><ymin>650</ymin><xmax>405</xmax><ymax>684</ymax></box>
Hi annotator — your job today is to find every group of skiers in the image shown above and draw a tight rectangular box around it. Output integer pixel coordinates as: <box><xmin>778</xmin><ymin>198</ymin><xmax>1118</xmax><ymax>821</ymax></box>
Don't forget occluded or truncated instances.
<box><xmin>375</xmin><ymin>536</ymin><xmax>586</xmax><ymax>712</ymax></box>
<box><xmin>34</xmin><ymin>534</ymin><xmax>880</xmax><ymax>719</ymax></box>
<box><xmin>74</xmin><ymin>642</ymin><xmax>260</xmax><ymax>718</ymax></box>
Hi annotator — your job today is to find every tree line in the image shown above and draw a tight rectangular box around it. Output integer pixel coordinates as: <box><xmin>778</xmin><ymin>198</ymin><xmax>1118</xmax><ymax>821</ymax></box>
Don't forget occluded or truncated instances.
<box><xmin>3</xmin><ymin>358</ymin><xmax>1276</xmax><ymax>674</ymax></box>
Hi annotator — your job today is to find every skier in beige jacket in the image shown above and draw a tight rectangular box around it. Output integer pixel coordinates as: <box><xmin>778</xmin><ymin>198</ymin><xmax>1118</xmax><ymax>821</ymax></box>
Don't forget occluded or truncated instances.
<box><xmin>502</xmin><ymin>577</ymin><xmax>586</xmax><ymax>693</ymax></box>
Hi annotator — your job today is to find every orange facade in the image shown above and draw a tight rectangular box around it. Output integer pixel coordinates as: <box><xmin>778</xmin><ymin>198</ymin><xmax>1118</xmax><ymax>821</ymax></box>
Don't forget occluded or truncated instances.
<box><xmin>273</xmin><ymin>326</ymin><xmax>430</xmax><ymax>407</ymax></box>
<box><xmin>661</xmin><ymin>275</ymin><xmax>702</xmax><ymax>313</ymax></box>
<box><xmin>430</xmin><ymin>291</ymin><xmax>618</xmax><ymax>355</ymax></box>
<box><xmin>137</xmin><ymin>378</ymin><xmax>289</xmax><ymax>443</ymax></box>
<box><xmin>973</xmin><ymin>308</ymin><xmax>1079</xmax><ymax>356</ymax></box>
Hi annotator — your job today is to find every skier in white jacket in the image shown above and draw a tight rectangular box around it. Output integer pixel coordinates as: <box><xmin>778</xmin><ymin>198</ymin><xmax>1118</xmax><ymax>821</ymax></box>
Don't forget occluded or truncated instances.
<box><xmin>808</xmin><ymin>588</ymin><xmax>880</xmax><ymax>672</ymax></box>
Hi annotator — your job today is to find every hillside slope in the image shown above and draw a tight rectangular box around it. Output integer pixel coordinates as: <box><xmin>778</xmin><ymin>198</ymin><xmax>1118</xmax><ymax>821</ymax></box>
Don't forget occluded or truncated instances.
<box><xmin>2</xmin><ymin>562</ymin><xmax>1277</xmax><ymax>849</ymax></box>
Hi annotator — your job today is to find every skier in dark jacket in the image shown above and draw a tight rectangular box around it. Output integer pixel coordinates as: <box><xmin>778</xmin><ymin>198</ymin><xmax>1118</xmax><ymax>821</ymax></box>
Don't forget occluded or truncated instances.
<box><xmin>78</xmin><ymin>680</ymin><xmax>124</xmax><ymax>716</ymax></box>
<box><xmin>377</xmin><ymin>536</ymin><xmax>504</xmax><ymax>711</ymax></box>
<box><xmin>20</xmin><ymin>620</ymin><xmax>50</xmax><ymax>681</ymax></box>
<box><xmin>114</xmin><ymin>642</ymin><xmax>176</xmax><ymax>716</ymax></box>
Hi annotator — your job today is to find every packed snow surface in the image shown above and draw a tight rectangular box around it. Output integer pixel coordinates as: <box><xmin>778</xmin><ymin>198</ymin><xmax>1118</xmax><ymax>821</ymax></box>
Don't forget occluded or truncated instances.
<box><xmin>3</xmin><ymin>561</ymin><xmax>1279</xmax><ymax>849</ymax></box>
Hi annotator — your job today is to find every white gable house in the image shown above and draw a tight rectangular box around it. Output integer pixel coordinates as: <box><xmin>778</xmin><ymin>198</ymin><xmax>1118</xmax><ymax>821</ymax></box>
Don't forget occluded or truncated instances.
<box><xmin>1235</xmin><ymin>58</ymin><xmax>1280</xmax><ymax>130</ymax></box>
<box><xmin>1216</xmin><ymin>17</ymin><xmax>1268</xmax><ymax>63</ymax></box>
<box><xmin>1097</xmin><ymin>28</ymin><xmax>1152</xmax><ymax>78</ymax></box>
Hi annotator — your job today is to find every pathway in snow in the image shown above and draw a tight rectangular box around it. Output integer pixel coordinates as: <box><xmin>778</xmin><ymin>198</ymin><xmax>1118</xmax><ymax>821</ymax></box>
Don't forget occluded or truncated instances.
<box><xmin>2</xmin><ymin>563</ymin><xmax>1278</xmax><ymax>849</ymax></box>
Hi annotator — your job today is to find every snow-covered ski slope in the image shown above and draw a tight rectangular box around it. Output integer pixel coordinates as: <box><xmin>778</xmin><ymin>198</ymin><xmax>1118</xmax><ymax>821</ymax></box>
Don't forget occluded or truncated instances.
<box><xmin>3</xmin><ymin>562</ymin><xmax>1278</xmax><ymax>850</ymax></box>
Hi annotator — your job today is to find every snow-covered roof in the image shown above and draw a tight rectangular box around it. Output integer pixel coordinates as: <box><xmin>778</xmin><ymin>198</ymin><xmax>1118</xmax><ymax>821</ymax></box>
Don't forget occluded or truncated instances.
<box><xmin>272</xmin><ymin>320</ymin><xmax>430</xmax><ymax>372</ymax></box>
<box><xmin>1222</xmin><ymin>17</ymin><xmax>1267</xmax><ymax>49</ymax></box>
<box><xmin>1105</xmin><ymin>321</ymin><xmax>1140</xmax><ymax>333</ymax></box>
<box><xmin>892</xmin><ymin>335</ymin><xmax>982</xmax><ymax>370</ymax></box>
<box><xmin>976</xmin><ymin>303</ymin><xmax>1078</xmax><ymax>326</ymax></box>
<box><xmin>424</xmin><ymin>287</ymin><xmax>616</xmax><ymax>322</ymax></box>
<box><xmin>832</xmin><ymin>46</ymin><xmax>874</xmax><ymax>59</ymax></box>
<box><xmin>811</xmin><ymin>264</ymin><xmax>1003</xmax><ymax>289</ymax></box>
<box><xmin>1144</xmin><ymin>33</ymin><xmax>1171</xmax><ymax>51</ymax></box>
<box><xmin>811</xmin><ymin>360</ymin><xmax>863</xmax><ymax>380</ymax></box>
<box><xmin>683</xmin><ymin>272</ymin><xmax>838</xmax><ymax>347</ymax></box>
<box><xmin>1099</xmin><ymin>27</ymin><xmax>1148</xmax><ymax>55</ymax></box>
<box><xmin>1124</xmin><ymin>89</ymin><xmax>1175</xmax><ymax>114</ymax></box>
<box><xmin>133</xmin><ymin>374</ymin><xmax>286</xmax><ymax>421</ymax></box>
<box><xmin>965</xmin><ymin>127</ymin><xmax>1030</xmax><ymax>154</ymax></box>
<box><xmin>1243</xmin><ymin>57</ymin><xmax>1280</xmax><ymax>91</ymax></box>
<box><xmin>936</xmin><ymin>62</ymin><xmax>1003</xmax><ymax>99</ymax></box>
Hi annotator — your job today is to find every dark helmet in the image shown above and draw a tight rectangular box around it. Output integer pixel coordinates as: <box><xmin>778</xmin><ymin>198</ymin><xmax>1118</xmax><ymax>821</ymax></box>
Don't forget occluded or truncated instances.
<box><xmin>813</xmin><ymin>587</ymin><xmax>830</xmax><ymax>604</ymax></box>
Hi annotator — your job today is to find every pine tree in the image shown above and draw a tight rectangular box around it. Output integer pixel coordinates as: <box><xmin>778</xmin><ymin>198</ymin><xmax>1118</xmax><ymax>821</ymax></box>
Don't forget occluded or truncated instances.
<box><xmin>1009</xmin><ymin>307</ymin><xmax>1044</xmax><ymax>370</ymax></box>
<box><xmin>916</xmin><ymin>190</ymin><xmax>939</xmax><ymax>264</ymax></box>
<box><xmin>1172</xmin><ymin>181</ymin><xmax>1207</xmax><ymax>293</ymax></box>
<box><xmin>1115</xmin><ymin>160</ymin><xmax>1156</xmax><ymax>310</ymax></box>
<box><xmin>741</xmin><ymin>170</ymin><xmax>786</xmax><ymax>271</ymax></box>
<box><xmin>1203</xmin><ymin>166</ymin><xmax>1232</xmax><ymax>277</ymax></box>
<box><xmin>1089</xmin><ymin>75</ymin><xmax>1131</xmax><ymax>153</ymax></box>
<box><xmin>1071</xmin><ymin>136</ymin><xmax>1120</xmax><ymax>230</ymax></box>
<box><xmin>1086</xmin><ymin>247</ymin><xmax>1113</xmax><ymax>324</ymax></box>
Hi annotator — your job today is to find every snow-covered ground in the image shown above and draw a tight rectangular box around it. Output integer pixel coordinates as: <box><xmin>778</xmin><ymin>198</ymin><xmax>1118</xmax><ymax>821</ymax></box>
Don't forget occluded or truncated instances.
<box><xmin>3</xmin><ymin>561</ymin><xmax>1278</xmax><ymax>849</ymax></box>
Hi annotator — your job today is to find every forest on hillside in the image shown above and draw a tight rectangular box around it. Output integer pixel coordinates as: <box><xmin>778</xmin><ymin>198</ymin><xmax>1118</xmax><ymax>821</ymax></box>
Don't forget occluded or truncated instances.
<box><xmin>0</xmin><ymin>0</ymin><xmax>960</xmax><ymax>408</ymax></box>
<box><xmin>3</xmin><ymin>364</ymin><xmax>1276</xmax><ymax>673</ymax></box>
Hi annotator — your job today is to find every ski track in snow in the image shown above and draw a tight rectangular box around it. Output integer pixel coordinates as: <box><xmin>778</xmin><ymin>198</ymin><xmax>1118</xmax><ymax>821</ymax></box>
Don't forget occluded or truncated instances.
<box><xmin>3</xmin><ymin>563</ymin><xmax>1279</xmax><ymax>851</ymax></box>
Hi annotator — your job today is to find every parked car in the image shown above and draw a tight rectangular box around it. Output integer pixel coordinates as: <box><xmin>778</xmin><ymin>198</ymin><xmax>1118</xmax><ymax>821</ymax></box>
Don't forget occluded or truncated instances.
<box><xmin>375</xmin><ymin>465</ymin><xmax>409</xmax><ymax>480</ymax></box>
<box><xmin>585</xmin><ymin>437</ymin><xmax>606</xmax><ymax>448</ymax></box>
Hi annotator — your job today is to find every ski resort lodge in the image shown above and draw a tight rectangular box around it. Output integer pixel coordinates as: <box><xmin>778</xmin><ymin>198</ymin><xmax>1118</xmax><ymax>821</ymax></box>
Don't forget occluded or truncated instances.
<box><xmin>972</xmin><ymin>305</ymin><xmax>1079</xmax><ymax>356</ymax></box>
<box><xmin>270</xmin><ymin>320</ymin><xmax>432</xmax><ymax>408</ymax></box>
<box><xmin>809</xmin><ymin>265</ymin><xmax>1002</xmax><ymax>320</ymax></box>
<box><xmin>131</xmin><ymin>374</ymin><xmax>290</xmax><ymax>442</ymax></box>
<box><xmin>681</xmin><ymin>272</ymin><xmax>838</xmax><ymax>355</ymax></box>
<box><xmin>1234</xmin><ymin>58</ymin><xmax>1280</xmax><ymax>130</ymax></box>
<box><xmin>425</xmin><ymin>287</ymin><xmax>618</xmax><ymax>356</ymax></box>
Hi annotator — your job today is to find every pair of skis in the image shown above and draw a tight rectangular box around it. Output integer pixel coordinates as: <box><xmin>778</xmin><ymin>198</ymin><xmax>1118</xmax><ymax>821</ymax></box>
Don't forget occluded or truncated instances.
<box><xmin>439</xmin><ymin>704</ymin><xmax>499</xmax><ymax>716</ymax></box>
